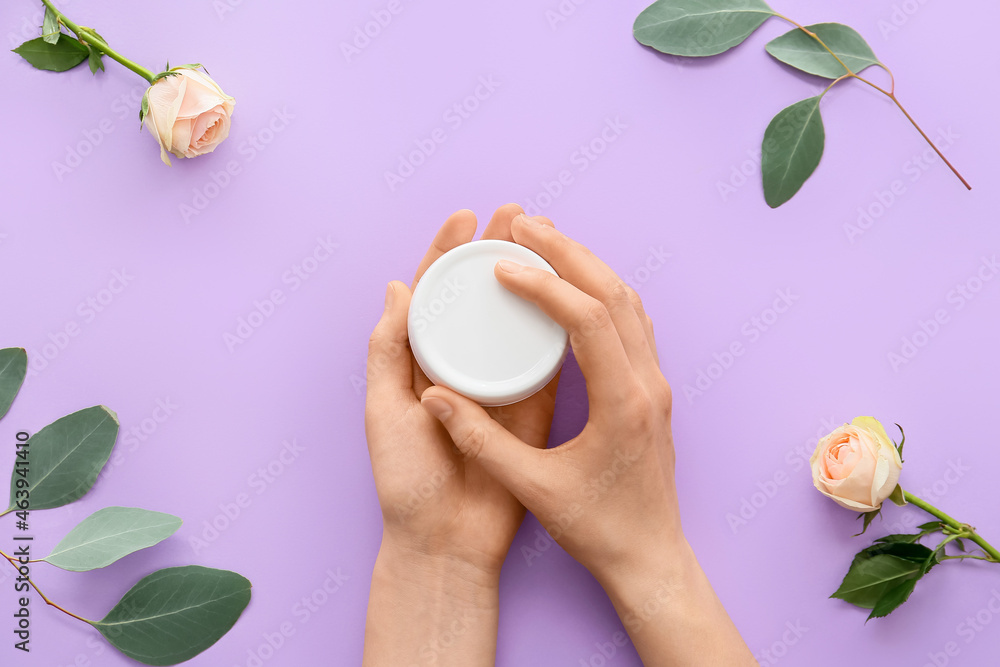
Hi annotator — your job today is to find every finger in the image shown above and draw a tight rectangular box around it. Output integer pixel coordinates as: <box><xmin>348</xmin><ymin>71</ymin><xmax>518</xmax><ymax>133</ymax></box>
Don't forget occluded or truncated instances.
<box><xmin>367</xmin><ymin>281</ymin><xmax>416</xmax><ymax>404</ymax></box>
<box><xmin>481</xmin><ymin>204</ymin><xmax>554</xmax><ymax>241</ymax></box>
<box><xmin>421</xmin><ymin>386</ymin><xmax>549</xmax><ymax>507</ymax></box>
<box><xmin>510</xmin><ymin>215</ymin><xmax>658</xmax><ymax>378</ymax></box>
<box><xmin>411</xmin><ymin>209</ymin><xmax>478</xmax><ymax>289</ymax></box>
<box><xmin>494</xmin><ymin>261</ymin><xmax>637</xmax><ymax>412</ymax></box>
<box><xmin>411</xmin><ymin>210</ymin><xmax>478</xmax><ymax>392</ymax></box>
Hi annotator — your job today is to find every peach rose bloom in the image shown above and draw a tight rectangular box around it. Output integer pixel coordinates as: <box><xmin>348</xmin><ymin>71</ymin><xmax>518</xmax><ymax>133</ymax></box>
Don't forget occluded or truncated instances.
<box><xmin>143</xmin><ymin>68</ymin><xmax>235</xmax><ymax>165</ymax></box>
<box><xmin>810</xmin><ymin>416</ymin><xmax>903</xmax><ymax>512</ymax></box>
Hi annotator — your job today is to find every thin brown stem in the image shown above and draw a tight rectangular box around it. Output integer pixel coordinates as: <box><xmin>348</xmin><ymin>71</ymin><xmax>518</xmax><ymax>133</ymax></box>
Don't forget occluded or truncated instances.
<box><xmin>772</xmin><ymin>13</ymin><xmax>971</xmax><ymax>190</ymax></box>
<box><xmin>0</xmin><ymin>549</ymin><xmax>92</xmax><ymax>624</ymax></box>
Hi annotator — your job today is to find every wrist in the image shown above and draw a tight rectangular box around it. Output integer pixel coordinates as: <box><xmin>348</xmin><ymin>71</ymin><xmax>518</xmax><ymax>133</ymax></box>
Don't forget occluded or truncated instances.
<box><xmin>374</xmin><ymin>533</ymin><xmax>502</xmax><ymax>606</ymax></box>
<box><xmin>595</xmin><ymin>532</ymin><xmax>700</xmax><ymax>630</ymax></box>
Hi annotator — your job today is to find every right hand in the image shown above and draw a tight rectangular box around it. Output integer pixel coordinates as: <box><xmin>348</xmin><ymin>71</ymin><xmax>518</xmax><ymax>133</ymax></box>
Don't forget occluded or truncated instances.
<box><xmin>418</xmin><ymin>212</ymin><xmax>683</xmax><ymax>584</ymax></box>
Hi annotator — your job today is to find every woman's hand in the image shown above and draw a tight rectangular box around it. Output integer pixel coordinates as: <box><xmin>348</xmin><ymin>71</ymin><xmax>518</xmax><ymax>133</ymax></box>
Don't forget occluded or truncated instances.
<box><xmin>363</xmin><ymin>205</ymin><xmax>559</xmax><ymax>666</ymax></box>
<box><xmin>420</xmin><ymin>214</ymin><xmax>757</xmax><ymax>666</ymax></box>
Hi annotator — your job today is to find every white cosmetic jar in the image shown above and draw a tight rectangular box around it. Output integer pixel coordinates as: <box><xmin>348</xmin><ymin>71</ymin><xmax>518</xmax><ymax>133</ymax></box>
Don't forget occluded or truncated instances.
<box><xmin>407</xmin><ymin>240</ymin><xmax>569</xmax><ymax>407</ymax></box>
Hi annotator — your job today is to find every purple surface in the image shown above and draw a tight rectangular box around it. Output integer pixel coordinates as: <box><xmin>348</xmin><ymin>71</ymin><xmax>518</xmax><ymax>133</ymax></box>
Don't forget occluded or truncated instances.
<box><xmin>2</xmin><ymin>0</ymin><xmax>999</xmax><ymax>665</ymax></box>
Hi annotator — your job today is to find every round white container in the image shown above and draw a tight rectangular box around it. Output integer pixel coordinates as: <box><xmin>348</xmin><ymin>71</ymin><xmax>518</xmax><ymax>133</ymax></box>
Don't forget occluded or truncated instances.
<box><xmin>408</xmin><ymin>240</ymin><xmax>569</xmax><ymax>406</ymax></box>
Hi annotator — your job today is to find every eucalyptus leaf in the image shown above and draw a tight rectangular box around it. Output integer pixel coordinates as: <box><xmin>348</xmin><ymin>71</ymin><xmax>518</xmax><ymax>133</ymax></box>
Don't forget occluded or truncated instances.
<box><xmin>0</xmin><ymin>348</ymin><xmax>27</xmax><ymax>421</ymax></box>
<box><xmin>12</xmin><ymin>34</ymin><xmax>89</xmax><ymax>72</ymax></box>
<box><xmin>765</xmin><ymin>23</ymin><xmax>880</xmax><ymax>79</ymax></box>
<box><xmin>761</xmin><ymin>96</ymin><xmax>825</xmax><ymax>207</ymax></box>
<box><xmin>87</xmin><ymin>45</ymin><xmax>105</xmax><ymax>74</ymax></box>
<box><xmin>634</xmin><ymin>0</ymin><xmax>775</xmax><ymax>57</ymax></box>
<box><xmin>6</xmin><ymin>405</ymin><xmax>119</xmax><ymax>511</ymax></box>
<box><xmin>42</xmin><ymin>6</ymin><xmax>61</xmax><ymax>45</ymax></box>
<box><xmin>831</xmin><ymin>553</ymin><xmax>923</xmax><ymax>609</ymax></box>
<box><xmin>43</xmin><ymin>507</ymin><xmax>182</xmax><ymax>572</ymax></box>
<box><xmin>91</xmin><ymin>566</ymin><xmax>252</xmax><ymax>666</ymax></box>
<box><xmin>867</xmin><ymin>578</ymin><xmax>918</xmax><ymax>620</ymax></box>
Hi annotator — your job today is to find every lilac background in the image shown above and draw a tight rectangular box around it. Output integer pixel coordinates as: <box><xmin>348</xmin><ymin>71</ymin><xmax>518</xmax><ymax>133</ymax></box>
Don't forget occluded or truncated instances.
<box><xmin>2</xmin><ymin>0</ymin><xmax>999</xmax><ymax>665</ymax></box>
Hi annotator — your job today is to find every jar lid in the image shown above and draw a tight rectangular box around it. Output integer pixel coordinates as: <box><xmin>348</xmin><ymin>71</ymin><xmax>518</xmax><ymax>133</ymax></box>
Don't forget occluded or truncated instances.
<box><xmin>408</xmin><ymin>240</ymin><xmax>569</xmax><ymax>407</ymax></box>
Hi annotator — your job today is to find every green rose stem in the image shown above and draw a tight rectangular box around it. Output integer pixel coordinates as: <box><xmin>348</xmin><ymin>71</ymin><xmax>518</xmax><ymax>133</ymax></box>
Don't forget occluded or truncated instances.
<box><xmin>39</xmin><ymin>0</ymin><xmax>155</xmax><ymax>83</ymax></box>
<box><xmin>903</xmin><ymin>490</ymin><xmax>1000</xmax><ymax>563</ymax></box>
<box><xmin>773</xmin><ymin>13</ymin><xmax>972</xmax><ymax>191</ymax></box>
<box><xmin>0</xmin><ymin>548</ymin><xmax>92</xmax><ymax>623</ymax></box>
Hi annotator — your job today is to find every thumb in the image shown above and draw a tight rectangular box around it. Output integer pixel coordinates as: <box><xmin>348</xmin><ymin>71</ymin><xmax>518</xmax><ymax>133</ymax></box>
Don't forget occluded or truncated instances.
<box><xmin>420</xmin><ymin>386</ymin><xmax>547</xmax><ymax>502</ymax></box>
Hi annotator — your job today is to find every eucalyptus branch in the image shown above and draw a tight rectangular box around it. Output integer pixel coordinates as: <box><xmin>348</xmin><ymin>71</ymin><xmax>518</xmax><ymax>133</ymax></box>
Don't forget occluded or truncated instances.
<box><xmin>0</xmin><ymin>549</ymin><xmax>92</xmax><ymax>623</ymax></box>
<box><xmin>773</xmin><ymin>13</ymin><xmax>970</xmax><ymax>191</ymax></box>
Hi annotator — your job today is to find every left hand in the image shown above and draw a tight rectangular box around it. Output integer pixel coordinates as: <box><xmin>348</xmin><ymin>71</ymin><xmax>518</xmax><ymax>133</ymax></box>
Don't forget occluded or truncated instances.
<box><xmin>365</xmin><ymin>204</ymin><xmax>560</xmax><ymax>576</ymax></box>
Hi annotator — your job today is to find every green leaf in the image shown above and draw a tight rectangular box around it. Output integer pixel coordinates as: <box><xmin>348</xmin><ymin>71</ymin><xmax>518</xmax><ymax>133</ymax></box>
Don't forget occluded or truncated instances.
<box><xmin>87</xmin><ymin>45</ymin><xmax>105</xmax><ymax>74</ymax></box>
<box><xmin>42</xmin><ymin>507</ymin><xmax>182</xmax><ymax>572</ymax></box>
<box><xmin>0</xmin><ymin>348</ymin><xmax>28</xmax><ymax>421</ymax></box>
<box><xmin>854</xmin><ymin>508</ymin><xmax>880</xmax><ymax>536</ymax></box>
<box><xmin>42</xmin><ymin>7</ymin><xmax>61</xmax><ymax>45</ymax></box>
<box><xmin>888</xmin><ymin>483</ymin><xmax>906</xmax><ymax>507</ymax></box>
<box><xmin>633</xmin><ymin>0</ymin><xmax>775</xmax><ymax>57</ymax></box>
<box><xmin>91</xmin><ymin>566</ymin><xmax>252</xmax><ymax>666</ymax></box>
<box><xmin>139</xmin><ymin>90</ymin><xmax>150</xmax><ymax>124</ymax></box>
<box><xmin>895</xmin><ymin>423</ymin><xmax>906</xmax><ymax>462</ymax></box>
<box><xmin>761</xmin><ymin>96</ymin><xmax>825</xmax><ymax>208</ymax></box>
<box><xmin>874</xmin><ymin>534</ymin><xmax>921</xmax><ymax>544</ymax></box>
<box><xmin>6</xmin><ymin>406</ymin><xmax>119</xmax><ymax>511</ymax></box>
<box><xmin>955</xmin><ymin>538</ymin><xmax>967</xmax><ymax>552</ymax></box>
<box><xmin>918</xmin><ymin>521</ymin><xmax>941</xmax><ymax>532</ymax></box>
<box><xmin>867</xmin><ymin>578</ymin><xmax>918</xmax><ymax>620</ymax></box>
<box><xmin>831</xmin><ymin>553</ymin><xmax>924</xmax><ymax>609</ymax></box>
<box><xmin>765</xmin><ymin>23</ymin><xmax>880</xmax><ymax>79</ymax></box>
<box><xmin>862</xmin><ymin>541</ymin><xmax>934</xmax><ymax>563</ymax></box>
<box><xmin>12</xmin><ymin>34</ymin><xmax>88</xmax><ymax>72</ymax></box>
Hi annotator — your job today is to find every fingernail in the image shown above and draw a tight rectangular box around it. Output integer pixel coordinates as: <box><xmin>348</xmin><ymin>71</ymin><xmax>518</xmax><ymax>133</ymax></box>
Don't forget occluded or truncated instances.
<box><xmin>384</xmin><ymin>282</ymin><xmax>395</xmax><ymax>310</ymax></box>
<box><xmin>421</xmin><ymin>396</ymin><xmax>453</xmax><ymax>421</ymax></box>
<box><xmin>517</xmin><ymin>213</ymin><xmax>543</xmax><ymax>228</ymax></box>
<box><xmin>497</xmin><ymin>260</ymin><xmax>525</xmax><ymax>273</ymax></box>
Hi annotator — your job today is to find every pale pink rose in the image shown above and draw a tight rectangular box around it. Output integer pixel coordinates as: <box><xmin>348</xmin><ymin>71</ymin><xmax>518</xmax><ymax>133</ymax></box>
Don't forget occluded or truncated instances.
<box><xmin>810</xmin><ymin>416</ymin><xmax>903</xmax><ymax>512</ymax></box>
<box><xmin>142</xmin><ymin>68</ymin><xmax>235</xmax><ymax>165</ymax></box>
